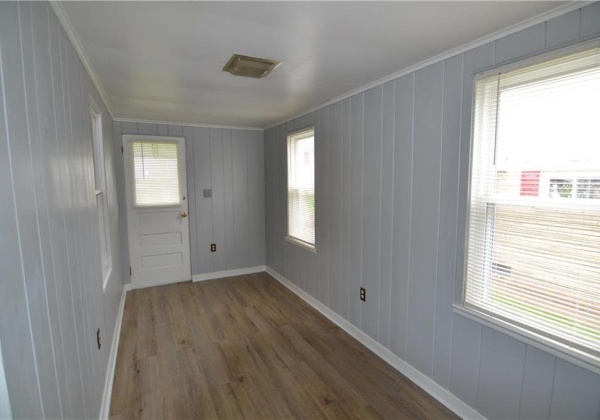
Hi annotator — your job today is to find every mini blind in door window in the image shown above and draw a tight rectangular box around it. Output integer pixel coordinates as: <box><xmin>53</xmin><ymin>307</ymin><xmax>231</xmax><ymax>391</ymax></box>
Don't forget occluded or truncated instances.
<box><xmin>133</xmin><ymin>141</ymin><xmax>181</xmax><ymax>206</ymax></box>
<box><xmin>287</xmin><ymin>128</ymin><xmax>315</xmax><ymax>248</ymax></box>
<box><xmin>465</xmin><ymin>46</ymin><xmax>600</xmax><ymax>360</ymax></box>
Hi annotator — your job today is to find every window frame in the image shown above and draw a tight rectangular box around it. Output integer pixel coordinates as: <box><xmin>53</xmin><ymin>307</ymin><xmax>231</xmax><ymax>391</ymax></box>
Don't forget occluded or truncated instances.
<box><xmin>455</xmin><ymin>39</ymin><xmax>600</xmax><ymax>375</ymax></box>
<box><xmin>286</xmin><ymin>126</ymin><xmax>317</xmax><ymax>253</ymax></box>
<box><xmin>90</xmin><ymin>97</ymin><xmax>112</xmax><ymax>292</ymax></box>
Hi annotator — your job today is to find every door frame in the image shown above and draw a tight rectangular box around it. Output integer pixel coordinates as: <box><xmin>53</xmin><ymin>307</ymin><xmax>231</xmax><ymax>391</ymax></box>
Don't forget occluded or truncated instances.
<box><xmin>122</xmin><ymin>134</ymin><xmax>192</xmax><ymax>289</ymax></box>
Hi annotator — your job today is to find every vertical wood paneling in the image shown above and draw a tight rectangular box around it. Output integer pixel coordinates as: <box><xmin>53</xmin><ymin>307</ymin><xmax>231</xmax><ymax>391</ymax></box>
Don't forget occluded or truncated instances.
<box><xmin>0</xmin><ymin>3</ymin><xmax>124</xmax><ymax>417</ymax></box>
<box><xmin>168</xmin><ymin>124</ymin><xmax>183</xmax><ymax>136</ymax></box>
<box><xmin>30</xmin><ymin>2</ymin><xmax>69</xmax><ymax>416</ymax></box>
<box><xmin>406</xmin><ymin>62</ymin><xmax>443</xmax><ymax>376</ymax></box>
<box><xmin>184</xmin><ymin>126</ymin><xmax>198</xmax><ymax>275</ymax></box>
<box><xmin>361</xmin><ymin>86</ymin><xmax>382</xmax><ymax>338</ymax></box>
<box><xmin>209</xmin><ymin>128</ymin><xmax>226</xmax><ymax>271</ymax></box>
<box><xmin>157</xmin><ymin>124</ymin><xmax>168</xmax><ymax>136</ymax></box>
<box><xmin>65</xmin><ymin>27</ymin><xmax>94</xmax><ymax>417</ymax></box>
<box><xmin>25</xmin><ymin>2</ymin><xmax>68</xmax><ymax>416</ymax></box>
<box><xmin>120</xmin><ymin>121</ymin><xmax>137</xmax><ymax>134</ymax></box>
<box><xmin>247</xmin><ymin>130</ymin><xmax>261</xmax><ymax>267</ymax></box>
<box><xmin>580</xmin><ymin>1</ymin><xmax>600</xmax><ymax>38</ymax></box>
<box><xmin>494</xmin><ymin>23</ymin><xmax>546</xmax><ymax>64</ymax></box>
<box><xmin>193</xmin><ymin>127</ymin><xmax>214</xmax><ymax>273</ymax></box>
<box><xmin>340</xmin><ymin>98</ymin><xmax>352</xmax><ymax>320</ymax></box>
<box><xmin>50</xmin><ymin>13</ymin><xmax>87</xmax><ymax>416</ymax></box>
<box><xmin>545</xmin><ymin>10</ymin><xmax>580</xmax><ymax>48</ymax></box>
<box><xmin>232</xmin><ymin>129</ymin><xmax>250</xmax><ymax>269</ymax></box>
<box><xmin>0</xmin><ymin>4</ymin><xmax>44</xmax><ymax>417</ymax></box>
<box><xmin>549</xmin><ymin>359</ymin><xmax>600</xmax><ymax>419</ymax></box>
<box><xmin>433</xmin><ymin>55</ymin><xmax>463</xmax><ymax>388</ymax></box>
<box><xmin>263</xmin><ymin>6</ymin><xmax>600</xmax><ymax>420</ymax></box>
<box><xmin>449</xmin><ymin>315</ymin><xmax>481</xmax><ymax>407</ymax></box>
<box><xmin>137</xmin><ymin>122</ymin><xmax>157</xmax><ymax>135</ymax></box>
<box><xmin>257</xmin><ymin>130</ymin><xmax>266</xmax><ymax>267</ymax></box>
<box><xmin>348</xmin><ymin>93</ymin><xmax>364</xmax><ymax>327</ymax></box>
<box><xmin>390</xmin><ymin>74</ymin><xmax>414</xmax><ymax>360</ymax></box>
<box><xmin>378</xmin><ymin>81</ymin><xmax>395</xmax><ymax>348</ymax></box>
<box><xmin>476</xmin><ymin>328</ymin><xmax>526</xmax><ymax>419</ymax></box>
<box><xmin>303</xmin><ymin>112</ymin><xmax>318</xmax><ymax>297</ymax></box>
<box><xmin>519</xmin><ymin>346</ymin><xmax>555</xmax><ymax>419</ymax></box>
<box><xmin>222</xmin><ymin>128</ymin><xmax>235</xmax><ymax>269</ymax></box>
<box><xmin>264</xmin><ymin>129</ymin><xmax>271</xmax><ymax>262</ymax></box>
<box><xmin>6</xmin><ymin>3</ymin><xmax>60</xmax><ymax>416</ymax></box>
<box><xmin>328</xmin><ymin>101</ymin><xmax>343</xmax><ymax>315</ymax></box>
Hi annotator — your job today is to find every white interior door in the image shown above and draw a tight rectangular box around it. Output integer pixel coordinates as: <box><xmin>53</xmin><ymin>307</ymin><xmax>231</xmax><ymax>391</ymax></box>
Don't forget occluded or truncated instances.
<box><xmin>123</xmin><ymin>135</ymin><xmax>191</xmax><ymax>289</ymax></box>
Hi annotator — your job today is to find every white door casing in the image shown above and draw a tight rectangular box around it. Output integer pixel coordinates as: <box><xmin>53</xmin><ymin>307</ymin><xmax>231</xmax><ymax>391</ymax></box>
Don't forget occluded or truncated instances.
<box><xmin>123</xmin><ymin>135</ymin><xmax>191</xmax><ymax>289</ymax></box>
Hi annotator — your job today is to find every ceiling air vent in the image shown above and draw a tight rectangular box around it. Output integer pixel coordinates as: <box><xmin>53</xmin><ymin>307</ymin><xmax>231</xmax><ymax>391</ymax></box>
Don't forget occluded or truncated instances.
<box><xmin>223</xmin><ymin>54</ymin><xmax>281</xmax><ymax>79</ymax></box>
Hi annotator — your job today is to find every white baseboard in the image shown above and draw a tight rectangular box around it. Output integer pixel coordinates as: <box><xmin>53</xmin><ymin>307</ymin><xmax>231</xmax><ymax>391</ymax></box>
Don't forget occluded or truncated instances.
<box><xmin>99</xmin><ymin>283</ymin><xmax>130</xmax><ymax>420</ymax></box>
<box><xmin>265</xmin><ymin>267</ymin><xmax>485</xmax><ymax>420</ymax></box>
<box><xmin>192</xmin><ymin>265</ymin><xmax>266</xmax><ymax>282</ymax></box>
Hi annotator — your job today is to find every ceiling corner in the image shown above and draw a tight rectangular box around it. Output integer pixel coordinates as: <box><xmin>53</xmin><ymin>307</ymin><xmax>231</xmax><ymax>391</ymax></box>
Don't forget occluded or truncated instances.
<box><xmin>49</xmin><ymin>1</ymin><xmax>115</xmax><ymax>119</ymax></box>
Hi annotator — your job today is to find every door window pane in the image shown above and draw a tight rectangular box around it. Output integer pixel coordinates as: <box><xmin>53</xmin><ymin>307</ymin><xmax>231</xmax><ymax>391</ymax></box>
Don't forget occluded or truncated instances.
<box><xmin>133</xmin><ymin>141</ymin><xmax>180</xmax><ymax>206</ymax></box>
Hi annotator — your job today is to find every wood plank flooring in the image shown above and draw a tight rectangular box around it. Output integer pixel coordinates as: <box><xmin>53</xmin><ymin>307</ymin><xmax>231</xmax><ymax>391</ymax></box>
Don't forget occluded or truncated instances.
<box><xmin>110</xmin><ymin>272</ymin><xmax>458</xmax><ymax>419</ymax></box>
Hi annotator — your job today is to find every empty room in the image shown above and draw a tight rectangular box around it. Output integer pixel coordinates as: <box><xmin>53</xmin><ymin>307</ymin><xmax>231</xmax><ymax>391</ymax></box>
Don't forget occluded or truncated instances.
<box><xmin>1</xmin><ymin>1</ymin><xmax>600</xmax><ymax>419</ymax></box>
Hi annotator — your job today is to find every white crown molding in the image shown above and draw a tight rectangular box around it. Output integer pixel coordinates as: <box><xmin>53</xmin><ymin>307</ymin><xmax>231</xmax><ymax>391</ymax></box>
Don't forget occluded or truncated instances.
<box><xmin>264</xmin><ymin>1</ymin><xmax>593</xmax><ymax>130</ymax></box>
<box><xmin>266</xmin><ymin>267</ymin><xmax>485</xmax><ymax>420</ymax></box>
<box><xmin>49</xmin><ymin>1</ymin><xmax>115</xmax><ymax>119</ymax></box>
<box><xmin>114</xmin><ymin>117</ymin><xmax>263</xmax><ymax>132</ymax></box>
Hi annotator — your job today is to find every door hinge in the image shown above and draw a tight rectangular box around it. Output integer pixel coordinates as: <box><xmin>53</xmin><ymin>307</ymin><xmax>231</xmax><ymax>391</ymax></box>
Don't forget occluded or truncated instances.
<box><xmin>121</xmin><ymin>146</ymin><xmax>124</xmax><ymax>154</ymax></box>
<box><xmin>129</xmin><ymin>267</ymin><xmax>132</xmax><ymax>276</ymax></box>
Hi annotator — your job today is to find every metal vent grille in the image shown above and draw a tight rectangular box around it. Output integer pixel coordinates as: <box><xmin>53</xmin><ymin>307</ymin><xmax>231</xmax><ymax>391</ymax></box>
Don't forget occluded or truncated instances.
<box><xmin>223</xmin><ymin>54</ymin><xmax>281</xmax><ymax>79</ymax></box>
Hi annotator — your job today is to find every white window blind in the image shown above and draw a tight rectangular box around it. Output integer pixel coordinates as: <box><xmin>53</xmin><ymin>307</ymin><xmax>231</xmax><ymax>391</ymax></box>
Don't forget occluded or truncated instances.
<box><xmin>133</xmin><ymin>141</ymin><xmax>181</xmax><ymax>207</ymax></box>
<box><xmin>287</xmin><ymin>128</ymin><xmax>315</xmax><ymax>249</ymax></box>
<box><xmin>465</xmin><ymin>46</ymin><xmax>600</xmax><ymax>362</ymax></box>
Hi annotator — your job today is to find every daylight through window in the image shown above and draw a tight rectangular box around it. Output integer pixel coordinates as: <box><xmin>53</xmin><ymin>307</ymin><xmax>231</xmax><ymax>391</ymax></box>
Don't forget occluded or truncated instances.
<box><xmin>464</xmin><ymin>46</ymin><xmax>600</xmax><ymax>365</ymax></box>
<box><xmin>287</xmin><ymin>128</ymin><xmax>315</xmax><ymax>250</ymax></box>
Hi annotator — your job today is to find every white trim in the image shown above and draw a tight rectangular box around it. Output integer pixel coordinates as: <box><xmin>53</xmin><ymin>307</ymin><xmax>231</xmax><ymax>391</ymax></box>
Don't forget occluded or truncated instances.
<box><xmin>265</xmin><ymin>267</ymin><xmax>485</xmax><ymax>420</ymax></box>
<box><xmin>99</xmin><ymin>283</ymin><xmax>130</xmax><ymax>420</ymax></box>
<box><xmin>50</xmin><ymin>1</ymin><xmax>114</xmax><ymax>119</ymax></box>
<box><xmin>114</xmin><ymin>117</ymin><xmax>263</xmax><ymax>132</ymax></box>
<box><xmin>130</xmin><ymin>278</ymin><xmax>188</xmax><ymax>290</ymax></box>
<box><xmin>285</xmin><ymin>236</ymin><xmax>317</xmax><ymax>254</ymax></box>
<box><xmin>454</xmin><ymin>305</ymin><xmax>600</xmax><ymax>376</ymax></box>
<box><xmin>264</xmin><ymin>1</ymin><xmax>593</xmax><ymax>130</ymax></box>
<box><xmin>192</xmin><ymin>265</ymin><xmax>266</xmax><ymax>282</ymax></box>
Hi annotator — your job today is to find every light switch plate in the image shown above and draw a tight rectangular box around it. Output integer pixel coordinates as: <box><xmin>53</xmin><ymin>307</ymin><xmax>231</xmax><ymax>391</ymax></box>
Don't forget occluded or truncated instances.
<box><xmin>203</xmin><ymin>189</ymin><xmax>212</xmax><ymax>198</ymax></box>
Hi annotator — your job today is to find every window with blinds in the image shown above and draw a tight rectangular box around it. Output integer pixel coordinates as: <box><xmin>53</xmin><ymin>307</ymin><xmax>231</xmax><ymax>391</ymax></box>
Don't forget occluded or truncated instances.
<box><xmin>287</xmin><ymin>127</ymin><xmax>316</xmax><ymax>250</ymax></box>
<box><xmin>132</xmin><ymin>141</ymin><xmax>181</xmax><ymax>207</ymax></box>
<box><xmin>465</xmin><ymin>46</ymin><xmax>600</xmax><ymax>365</ymax></box>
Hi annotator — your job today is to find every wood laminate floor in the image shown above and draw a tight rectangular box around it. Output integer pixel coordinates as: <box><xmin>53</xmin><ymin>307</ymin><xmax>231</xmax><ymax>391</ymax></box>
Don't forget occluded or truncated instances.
<box><xmin>110</xmin><ymin>272</ymin><xmax>458</xmax><ymax>419</ymax></box>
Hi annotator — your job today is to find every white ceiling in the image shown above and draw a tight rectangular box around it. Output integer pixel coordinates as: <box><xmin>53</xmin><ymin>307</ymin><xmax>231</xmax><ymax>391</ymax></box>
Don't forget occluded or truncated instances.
<box><xmin>61</xmin><ymin>1</ymin><xmax>566</xmax><ymax>128</ymax></box>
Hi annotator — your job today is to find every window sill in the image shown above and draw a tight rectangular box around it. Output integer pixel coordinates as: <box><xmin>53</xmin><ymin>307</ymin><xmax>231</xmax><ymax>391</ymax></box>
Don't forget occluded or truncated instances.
<box><xmin>453</xmin><ymin>304</ymin><xmax>600</xmax><ymax>376</ymax></box>
<box><xmin>285</xmin><ymin>236</ymin><xmax>317</xmax><ymax>253</ymax></box>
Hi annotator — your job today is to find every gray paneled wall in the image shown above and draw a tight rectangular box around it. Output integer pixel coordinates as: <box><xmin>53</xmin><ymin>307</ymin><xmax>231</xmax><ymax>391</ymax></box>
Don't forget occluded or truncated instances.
<box><xmin>113</xmin><ymin>122</ymin><xmax>265</xmax><ymax>279</ymax></box>
<box><xmin>265</xmin><ymin>3</ymin><xmax>600</xmax><ymax>418</ymax></box>
<box><xmin>0</xmin><ymin>2</ymin><xmax>123</xmax><ymax>418</ymax></box>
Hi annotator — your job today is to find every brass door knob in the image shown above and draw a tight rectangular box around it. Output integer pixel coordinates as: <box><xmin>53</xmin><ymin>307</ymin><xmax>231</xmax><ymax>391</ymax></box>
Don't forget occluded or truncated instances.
<box><xmin>181</xmin><ymin>211</ymin><xmax>188</xmax><ymax>218</ymax></box>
